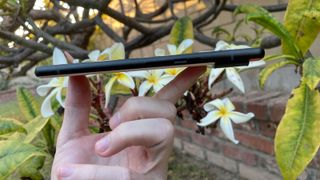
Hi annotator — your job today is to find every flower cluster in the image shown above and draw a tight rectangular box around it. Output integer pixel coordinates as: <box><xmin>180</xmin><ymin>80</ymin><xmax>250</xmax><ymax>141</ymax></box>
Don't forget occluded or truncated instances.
<box><xmin>36</xmin><ymin>40</ymin><xmax>264</xmax><ymax>144</ymax></box>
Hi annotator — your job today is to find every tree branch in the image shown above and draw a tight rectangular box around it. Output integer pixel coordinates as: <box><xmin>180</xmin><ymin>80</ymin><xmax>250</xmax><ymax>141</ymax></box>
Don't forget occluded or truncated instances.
<box><xmin>223</xmin><ymin>3</ymin><xmax>287</xmax><ymax>12</ymax></box>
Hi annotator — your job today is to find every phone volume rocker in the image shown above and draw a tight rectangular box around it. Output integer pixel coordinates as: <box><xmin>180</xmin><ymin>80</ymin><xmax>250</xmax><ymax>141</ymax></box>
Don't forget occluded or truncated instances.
<box><xmin>174</xmin><ymin>60</ymin><xmax>188</xmax><ymax>65</ymax></box>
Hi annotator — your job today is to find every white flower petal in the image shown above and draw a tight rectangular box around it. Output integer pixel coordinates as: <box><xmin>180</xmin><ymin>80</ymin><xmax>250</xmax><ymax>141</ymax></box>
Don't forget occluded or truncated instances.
<box><xmin>204</xmin><ymin>98</ymin><xmax>225</xmax><ymax>112</ymax></box>
<box><xmin>229</xmin><ymin>112</ymin><xmax>254</xmax><ymax>124</ymax></box>
<box><xmin>222</xmin><ymin>98</ymin><xmax>235</xmax><ymax>111</ymax></box>
<box><xmin>197</xmin><ymin>110</ymin><xmax>220</xmax><ymax>126</ymax></box>
<box><xmin>238</xmin><ymin>60</ymin><xmax>266</xmax><ymax>70</ymax></box>
<box><xmin>40</xmin><ymin>88</ymin><xmax>59</xmax><ymax>118</ymax></box>
<box><xmin>225</xmin><ymin>68</ymin><xmax>245</xmax><ymax>93</ymax></box>
<box><xmin>177</xmin><ymin>39</ymin><xmax>193</xmax><ymax>54</ymax></box>
<box><xmin>104</xmin><ymin>77</ymin><xmax>117</xmax><ymax>107</ymax></box>
<box><xmin>214</xmin><ymin>40</ymin><xmax>230</xmax><ymax>51</ymax></box>
<box><xmin>229</xmin><ymin>44</ymin><xmax>250</xmax><ymax>49</ymax></box>
<box><xmin>153</xmin><ymin>69</ymin><xmax>164</xmax><ymax>78</ymax></box>
<box><xmin>155</xmin><ymin>48</ymin><xmax>166</xmax><ymax>56</ymax></box>
<box><xmin>101</xmin><ymin>48</ymin><xmax>110</xmax><ymax>56</ymax></box>
<box><xmin>53</xmin><ymin>47</ymin><xmax>67</xmax><ymax>65</ymax></box>
<box><xmin>138</xmin><ymin>81</ymin><xmax>152</xmax><ymax>96</ymax></box>
<box><xmin>208</xmin><ymin>68</ymin><xmax>224</xmax><ymax>89</ymax></box>
<box><xmin>36</xmin><ymin>84</ymin><xmax>55</xmax><ymax>96</ymax></box>
<box><xmin>55</xmin><ymin>87</ymin><xmax>65</xmax><ymax>108</ymax></box>
<box><xmin>88</xmin><ymin>50</ymin><xmax>100</xmax><ymax>61</ymax></box>
<box><xmin>127</xmin><ymin>71</ymin><xmax>148</xmax><ymax>78</ymax></box>
<box><xmin>116</xmin><ymin>72</ymin><xmax>135</xmax><ymax>89</ymax></box>
<box><xmin>62</xmin><ymin>77</ymin><xmax>69</xmax><ymax>88</ymax></box>
<box><xmin>153</xmin><ymin>83</ymin><xmax>164</xmax><ymax>93</ymax></box>
<box><xmin>167</xmin><ymin>44</ymin><xmax>177</xmax><ymax>55</ymax></box>
<box><xmin>220</xmin><ymin>117</ymin><xmax>239</xmax><ymax>144</ymax></box>
<box><xmin>159</xmin><ymin>75</ymin><xmax>175</xmax><ymax>86</ymax></box>
<box><xmin>109</xmin><ymin>43</ymin><xmax>125</xmax><ymax>60</ymax></box>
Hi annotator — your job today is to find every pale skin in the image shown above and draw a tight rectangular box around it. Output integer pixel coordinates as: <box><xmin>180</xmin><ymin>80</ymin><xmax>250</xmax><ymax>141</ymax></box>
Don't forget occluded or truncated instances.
<box><xmin>51</xmin><ymin>66</ymin><xmax>205</xmax><ymax>180</ymax></box>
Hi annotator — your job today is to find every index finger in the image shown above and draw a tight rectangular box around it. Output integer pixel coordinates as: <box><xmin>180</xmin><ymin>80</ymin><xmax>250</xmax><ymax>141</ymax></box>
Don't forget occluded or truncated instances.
<box><xmin>154</xmin><ymin>66</ymin><xmax>206</xmax><ymax>104</ymax></box>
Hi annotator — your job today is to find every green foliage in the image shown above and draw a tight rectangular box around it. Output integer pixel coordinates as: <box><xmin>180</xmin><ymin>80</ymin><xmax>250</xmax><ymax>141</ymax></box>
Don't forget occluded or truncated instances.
<box><xmin>275</xmin><ymin>81</ymin><xmax>320</xmax><ymax>179</ymax></box>
<box><xmin>16</xmin><ymin>87</ymin><xmax>40</xmax><ymax>121</ymax></box>
<box><xmin>235</xmin><ymin>4</ymin><xmax>302</xmax><ymax>59</ymax></box>
<box><xmin>0</xmin><ymin>141</ymin><xmax>46</xmax><ymax>180</ymax></box>
<box><xmin>283</xmin><ymin>0</ymin><xmax>320</xmax><ymax>56</ymax></box>
<box><xmin>259</xmin><ymin>61</ymin><xmax>297</xmax><ymax>89</ymax></box>
<box><xmin>0</xmin><ymin>87</ymin><xmax>56</xmax><ymax>179</ymax></box>
<box><xmin>302</xmin><ymin>58</ymin><xmax>320</xmax><ymax>90</ymax></box>
<box><xmin>0</xmin><ymin>118</ymin><xmax>26</xmax><ymax>135</ymax></box>
<box><xmin>19</xmin><ymin>156</ymin><xmax>46</xmax><ymax>180</ymax></box>
<box><xmin>262</xmin><ymin>54</ymin><xmax>296</xmax><ymax>62</ymax></box>
<box><xmin>169</xmin><ymin>16</ymin><xmax>194</xmax><ymax>53</ymax></box>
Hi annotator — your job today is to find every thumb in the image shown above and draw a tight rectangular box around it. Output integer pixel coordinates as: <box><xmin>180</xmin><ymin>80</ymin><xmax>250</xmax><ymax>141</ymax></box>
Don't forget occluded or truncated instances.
<box><xmin>56</xmin><ymin>164</ymin><xmax>142</xmax><ymax>180</ymax></box>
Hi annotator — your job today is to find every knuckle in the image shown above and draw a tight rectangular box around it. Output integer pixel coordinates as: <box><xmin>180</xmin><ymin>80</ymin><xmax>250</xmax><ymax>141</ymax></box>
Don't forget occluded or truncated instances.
<box><xmin>158</xmin><ymin>118</ymin><xmax>174</xmax><ymax>143</ymax></box>
<box><xmin>125</xmin><ymin>97</ymin><xmax>141</xmax><ymax>108</ymax></box>
<box><xmin>166</xmin><ymin>102</ymin><xmax>177</xmax><ymax>120</ymax></box>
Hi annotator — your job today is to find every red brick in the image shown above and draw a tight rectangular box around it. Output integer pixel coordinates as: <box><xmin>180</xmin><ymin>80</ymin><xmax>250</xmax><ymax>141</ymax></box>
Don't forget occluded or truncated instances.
<box><xmin>182</xmin><ymin>141</ymin><xmax>205</xmax><ymax>159</ymax></box>
<box><xmin>230</xmin><ymin>96</ymin><xmax>246</xmax><ymax>112</ymax></box>
<box><xmin>180</xmin><ymin>119</ymin><xmax>197</xmax><ymax>130</ymax></box>
<box><xmin>247</xmin><ymin>101</ymin><xmax>269</xmax><ymax>121</ymax></box>
<box><xmin>259</xmin><ymin>121</ymin><xmax>277</xmax><ymax>138</ymax></box>
<box><xmin>310</xmin><ymin>150</ymin><xmax>320</xmax><ymax>169</ymax></box>
<box><xmin>268</xmin><ymin>96</ymin><xmax>288</xmax><ymax>122</ymax></box>
<box><xmin>259</xmin><ymin>156</ymin><xmax>281</xmax><ymax>175</ymax></box>
<box><xmin>223</xmin><ymin>144</ymin><xmax>257</xmax><ymax>166</ymax></box>
<box><xmin>174</xmin><ymin>126</ymin><xmax>191</xmax><ymax>141</ymax></box>
<box><xmin>235</xmin><ymin>130</ymin><xmax>274</xmax><ymax>155</ymax></box>
<box><xmin>233</xmin><ymin>120</ymin><xmax>257</xmax><ymax>132</ymax></box>
<box><xmin>239</xmin><ymin>163</ymin><xmax>281</xmax><ymax>180</ymax></box>
<box><xmin>191</xmin><ymin>133</ymin><xmax>220</xmax><ymax>152</ymax></box>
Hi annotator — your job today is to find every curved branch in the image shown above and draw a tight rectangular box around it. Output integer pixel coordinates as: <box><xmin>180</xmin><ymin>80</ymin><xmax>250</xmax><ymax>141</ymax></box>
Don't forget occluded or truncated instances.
<box><xmin>223</xmin><ymin>3</ymin><xmax>287</xmax><ymax>12</ymax></box>
<box><xmin>94</xmin><ymin>16</ymin><xmax>125</xmax><ymax>43</ymax></box>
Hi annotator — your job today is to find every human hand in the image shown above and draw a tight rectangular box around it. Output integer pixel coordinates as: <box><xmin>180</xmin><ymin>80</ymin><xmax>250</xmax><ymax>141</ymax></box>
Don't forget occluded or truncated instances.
<box><xmin>51</xmin><ymin>66</ymin><xmax>205</xmax><ymax>180</ymax></box>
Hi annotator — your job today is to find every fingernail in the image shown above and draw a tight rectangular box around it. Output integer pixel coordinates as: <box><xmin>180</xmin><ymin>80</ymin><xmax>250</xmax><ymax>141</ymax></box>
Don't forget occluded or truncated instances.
<box><xmin>59</xmin><ymin>166</ymin><xmax>74</xmax><ymax>178</ymax></box>
<box><xmin>110</xmin><ymin>112</ymin><xmax>121</xmax><ymax>128</ymax></box>
<box><xmin>96</xmin><ymin>135</ymin><xmax>109</xmax><ymax>153</ymax></box>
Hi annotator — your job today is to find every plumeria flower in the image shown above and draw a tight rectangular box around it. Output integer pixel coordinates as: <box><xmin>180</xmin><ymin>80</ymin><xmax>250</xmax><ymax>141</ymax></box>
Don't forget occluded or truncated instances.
<box><xmin>197</xmin><ymin>98</ymin><xmax>254</xmax><ymax>144</ymax></box>
<box><xmin>208</xmin><ymin>40</ymin><xmax>265</xmax><ymax>92</ymax></box>
<box><xmin>154</xmin><ymin>39</ymin><xmax>193</xmax><ymax>77</ymax></box>
<box><xmin>36</xmin><ymin>48</ymin><xmax>69</xmax><ymax>118</ymax></box>
<box><xmin>103</xmin><ymin>43</ymin><xmax>135</xmax><ymax>107</ymax></box>
<box><xmin>129</xmin><ymin>70</ymin><xmax>174</xmax><ymax>96</ymax></box>
<box><xmin>83</xmin><ymin>49</ymin><xmax>109</xmax><ymax>62</ymax></box>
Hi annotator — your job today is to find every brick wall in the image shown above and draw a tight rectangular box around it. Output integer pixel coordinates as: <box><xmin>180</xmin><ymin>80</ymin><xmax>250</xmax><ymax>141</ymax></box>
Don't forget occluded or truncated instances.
<box><xmin>173</xmin><ymin>91</ymin><xmax>320</xmax><ymax>180</ymax></box>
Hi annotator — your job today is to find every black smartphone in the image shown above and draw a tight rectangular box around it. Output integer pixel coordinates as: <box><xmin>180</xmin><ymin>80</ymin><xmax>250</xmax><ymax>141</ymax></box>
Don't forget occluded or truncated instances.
<box><xmin>35</xmin><ymin>48</ymin><xmax>265</xmax><ymax>78</ymax></box>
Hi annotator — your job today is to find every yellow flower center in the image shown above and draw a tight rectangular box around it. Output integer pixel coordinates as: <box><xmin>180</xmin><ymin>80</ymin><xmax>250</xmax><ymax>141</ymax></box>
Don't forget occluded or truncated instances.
<box><xmin>98</xmin><ymin>54</ymin><xmax>108</xmax><ymax>61</ymax></box>
<box><xmin>147</xmin><ymin>74</ymin><xmax>159</xmax><ymax>84</ymax></box>
<box><xmin>218</xmin><ymin>107</ymin><xmax>230</xmax><ymax>118</ymax></box>
<box><xmin>166</xmin><ymin>68</ymin><xmax>178</xmax><ymax>76</ymax></box>
<box><xmin>114</xmin><ymin>72</ymin><xmax>125</xmax><ymax>79</ymax></box>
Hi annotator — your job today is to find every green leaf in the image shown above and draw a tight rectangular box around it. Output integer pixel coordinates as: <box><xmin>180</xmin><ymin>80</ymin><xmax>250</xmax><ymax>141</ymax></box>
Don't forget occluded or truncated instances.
<box><xmin>263</xmin><ymin>54</ymin><xmax>297</xmax><ymax>62</ymax></box>
<box><xmin>9</xmin><ymin>116</ymin><xmax>50</xmax><ymax>143</ymax></box>
<box><xmin>0</xmin><ymin>140</ymin><xmax>46</xmax><ymax>179</ymax></box>
<box><xmin>275</xmin><ymin>82</ymin><xmax>320</xmax><ymax>179</ymax></box>
<box><xmin>169</xmin><ymin>16</ymin><xmax>194</xmax><ymax>53</ymax></box>
<box><xmin>235</xmin><ymin>4</ymin><xmax>302</xmax><ymax>59</ymax></box>
<box><xmin>0</xmin><ymin>118</ymin><xmax>26</xmax><ymax>135</ymax></box>
<box><xmin>259</xmin><ymin>61</ymin><xmax>296</xmax><ymax>88</ymax></box>
<box><xmin>111</xmin><ymin>82</ymin><xmax>132</xmax><ymax>95</ymax></box>
<box><xmin>19</xmin><ymin>156</ymin><xmax>45</xmax><ymax>180</ymax></box>
<box><xmin>302</xmin><ymin>58</ymin><xmax>320</xmax><ymax>89</ymax></box>
<box><xmin>16</xmin><ymin>87</ymin><xmax>40</xmax><ymax>120</ymax></box>
<box><xmin>283</xmin><ymin>0</ymin><xmax>320</xmax><ymax>56</ymax></box>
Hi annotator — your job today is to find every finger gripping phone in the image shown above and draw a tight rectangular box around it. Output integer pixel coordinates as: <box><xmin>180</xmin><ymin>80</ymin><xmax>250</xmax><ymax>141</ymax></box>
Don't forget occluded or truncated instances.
<box><xmin>34</xmin><ymin>48</ymin><xmax>265</xmax><ymax>78</ymax></box>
